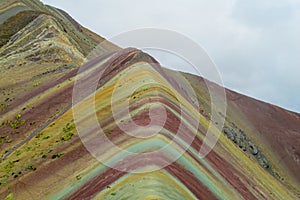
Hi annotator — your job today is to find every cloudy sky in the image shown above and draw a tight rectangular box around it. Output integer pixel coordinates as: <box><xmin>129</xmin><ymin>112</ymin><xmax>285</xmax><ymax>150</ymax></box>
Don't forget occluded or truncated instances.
<box><xmin>41</xmin><ymin>0</ymin><xmax>300</xmax><ymax>113</ymax></box>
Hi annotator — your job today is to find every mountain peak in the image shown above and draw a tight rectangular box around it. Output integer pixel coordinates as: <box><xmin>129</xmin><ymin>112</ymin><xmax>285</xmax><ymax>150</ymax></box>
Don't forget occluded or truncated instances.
<box><xmin>0</xmin><ymin>1</ymin><xmax>299</xmax><ymax>199</ymax></box>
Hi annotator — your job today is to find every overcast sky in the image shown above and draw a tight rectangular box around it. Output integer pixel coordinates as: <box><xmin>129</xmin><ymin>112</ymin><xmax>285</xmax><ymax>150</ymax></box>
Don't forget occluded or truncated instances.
<box><xmin>41</xmin><ymin>0</ymin><xmax>300</xmax><ymax>113</ymax></box>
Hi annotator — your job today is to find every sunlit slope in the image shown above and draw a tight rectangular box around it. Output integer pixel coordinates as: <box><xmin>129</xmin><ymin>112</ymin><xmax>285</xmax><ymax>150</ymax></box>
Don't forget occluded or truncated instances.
<box><xmin>0</xmin><ymin>0</ymin><xmax>112</xmax><ymax>54</ymax></box>
<box><xmin>0</xmin><ymin>0</ymin><xmax>117</xmax><ymax>166</ymax></box>
<box><xmin>0</xmin><ymin>48</ymin><xmax>297</xmax><ymax>199</ymax></box>
<box><xmin>0</xmin><ymin>0</ymin><xmax>299</xmax><ymax>199</ymax></box>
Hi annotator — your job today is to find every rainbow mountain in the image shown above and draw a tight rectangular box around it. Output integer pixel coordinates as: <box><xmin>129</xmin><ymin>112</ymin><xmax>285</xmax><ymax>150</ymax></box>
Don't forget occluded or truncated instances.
<box><xmin>0</xmin><ymin>0</ymin><xmax>299</xmax><ymax>199</ymax></box>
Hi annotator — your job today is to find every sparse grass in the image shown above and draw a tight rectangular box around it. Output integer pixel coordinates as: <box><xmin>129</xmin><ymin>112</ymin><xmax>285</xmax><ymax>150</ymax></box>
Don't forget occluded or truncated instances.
<box><xmin>5</xmin><ymin>193</ymin><xmax>13</xmax><ymax>200</ymax></box>
<box><xmin>0</xmin><ymin>113</ymin><xmax>28</xmax><ymax>143</ymax></box>
<box><xmin>0</xmin><ymin>118</ymin><xmax>77</xmax><ymax>186</ymax></box>
<box><xmin>33</xmin><ymin>82</ymin><xmax>41</xmax><ymax>87</ymax></box>
<box><xmin>8</xmin><ymin>116</ymin><xmax>26</xmax><ymax>129</ymax></box>
<box><xmin>0</xmin><ymin>102</ymin><xmax>10</xmax><ymax>112</ymax></box>
<box><xmin>56</xmin><ymin>122</ymin><xmax>75</xmax><ymax>142</ymax></box>
<box><xmin>0</xmin><ymin>136</ymin><xmax>12</xmax><ymax>144</ymax></box>
<box><xmin>26</xmin><ymin>165</ymin><xmax>37</xmax><ymax>171</ymax></box>
<box><xmin>51</xmin><ymin>153</ymin><xmax>64</xmax><ymax>159</ymax></box>
<box><xmin>106</xmin><ymin>130</ymin><xmax>113</xmax><ymax>135</ymax></box>
<box><xmin>15</xmin><ymin>114</ymin><xmax>21</xmax><ymax>120</ymax></box>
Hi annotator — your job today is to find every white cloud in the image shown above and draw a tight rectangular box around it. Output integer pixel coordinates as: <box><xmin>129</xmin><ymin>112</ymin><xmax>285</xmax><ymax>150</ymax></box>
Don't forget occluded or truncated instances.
<box><xmin>41</xmin><ymin>0</ymin><xmax>300</xmax><ymax>112</ymax></box>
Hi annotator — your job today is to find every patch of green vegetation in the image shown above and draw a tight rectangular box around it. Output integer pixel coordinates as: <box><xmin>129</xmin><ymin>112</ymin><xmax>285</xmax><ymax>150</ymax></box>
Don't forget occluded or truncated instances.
<box><xmin>15</xmin><ymin>114</ymin><xmax>21</xmax><ymax>120</ymax></box>
<box><xmin>33</xmin><ymin>82</ymin><xmax>41</xmax><ymax>87</ymax></box>
<box><xmin>76</xmin><ymin>175</ymin><xmax>81</xmax><ymax>180</ymax></box>
<box><xmin>57</xmin><ymin>122</ymin><xmax>75</xmax><ymax>142</ymax></box>
<box><xmin>51</xmin><ymin>153</ymin><xmax>64</xmax><ymax>159</ymax></box>
<box><xmin>35</xmin><ymin>132</ymin><xmax>48</xmax><ymax>140</ymax></box>
<box><xmin>43</xmin><ymin>136</ymin><xmax>50</xmax><ymax>140</ymax></box>
<box><xmin>0</xmin><ymin>136</ymin><xmax>12</xmax><ymax>144</ymax></box>
<box><xmin>29</xmin><ymin>121</ymin><xmax>36</xmax><ymax>126</ymax></box>
<box><xmin>25</xmin><ymin>165</ymin><xmax>37</xmax><ymax>171</ymax></box>
<box><xmin>0</xmin><ymin>102</ymin><xmax>10</xmax><ymax>112</ymax></box>
<box><xmin>12</xmin><ymin>160</ymin><xmax>19</xmax><ymax>164</ymax></box>
<box><xmin>106</xmin><ymin>130</ymin><xmax>113</xmax><ymax>135</ymax></box>
<box><xmin>39</xmin><ymin>149</ymin><xmax>53</xmax><ymax>159</ymax></box>
<box><xmin>35</xmin><ymin>133</ymin><xmax>41</xmax><ymax>139</ymax></box>
<box><xmin>0</xmin><ymin>112</ymin><xmax>29</xmax><ymax>143</ymax></box>
<box><xmin>1</xmin><ymin>161</ymin><xmax>15</xmax><ymax>179</ymax></box>
<box><xmin>5</xmin><ymin>193</ymin><xmax>13</xmax><ymax>200</ymax></box>
<box><xmin>4</xmin><ymin>114</ymin><xmax>27</xmax><ymax>130</ymax></box>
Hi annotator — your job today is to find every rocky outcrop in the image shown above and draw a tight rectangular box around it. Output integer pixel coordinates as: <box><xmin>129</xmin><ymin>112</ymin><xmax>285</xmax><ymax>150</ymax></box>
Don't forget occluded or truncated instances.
<box><xmin>222</xmin><ymin>124</ymin><xmax>272</xmax><ymax>173</ymax></box>
<box><xmin>0</xmin><ymin>0</ymin><xmax>299</xmax><ymax>199</ymax></box>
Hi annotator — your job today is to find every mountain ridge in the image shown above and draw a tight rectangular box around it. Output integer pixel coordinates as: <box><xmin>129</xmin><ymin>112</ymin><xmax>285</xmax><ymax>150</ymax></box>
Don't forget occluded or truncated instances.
<box><xmin>0</xmin><ymin>0</ymin><xmax>299</xmax><ymax>199</ymax></box>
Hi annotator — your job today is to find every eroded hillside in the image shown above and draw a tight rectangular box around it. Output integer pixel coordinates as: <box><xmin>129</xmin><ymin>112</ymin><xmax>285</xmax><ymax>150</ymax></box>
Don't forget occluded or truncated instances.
<box><xmin>0</xmin><ymin>0</ymin><xmax>299</xmax><ymax>199</ymax></box>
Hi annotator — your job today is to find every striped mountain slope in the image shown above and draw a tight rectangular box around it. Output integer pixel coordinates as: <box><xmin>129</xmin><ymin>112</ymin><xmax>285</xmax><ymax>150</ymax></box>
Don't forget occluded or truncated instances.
<box><xmin>0</xmin><ymin>0</ymin><xmax>299</xmax><ymax>199</ymax></box>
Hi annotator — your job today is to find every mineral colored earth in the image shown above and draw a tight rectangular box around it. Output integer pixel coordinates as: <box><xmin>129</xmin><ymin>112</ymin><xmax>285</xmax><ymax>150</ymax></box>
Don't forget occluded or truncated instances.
<box><xmin>0</xmin><ymin>0</ymin><xmax>300</xmax><ymax>199</ymax></box>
